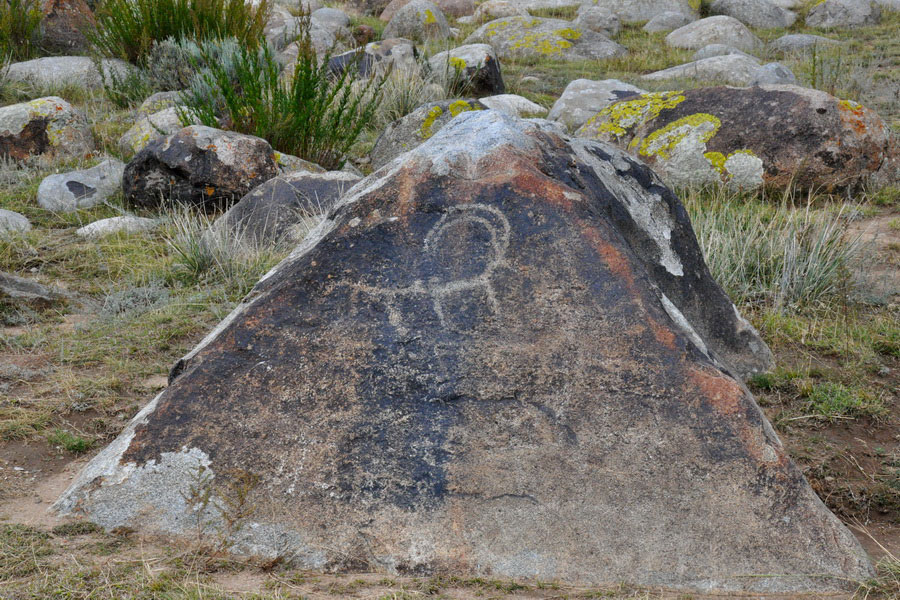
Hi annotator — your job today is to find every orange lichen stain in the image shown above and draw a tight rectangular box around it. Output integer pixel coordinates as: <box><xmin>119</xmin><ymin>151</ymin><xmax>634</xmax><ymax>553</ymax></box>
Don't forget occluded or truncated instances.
<box><xmin>688</xmin><ymin>366</ymin><xmax>743</xmax><ymax>417</ymax></box>
<box><xmin>206</xmin><ymin>144</ymin><xmax>217</xmax><ymax>151</ymax></box>
<box><xmin>649</xmin><ymin>320</ymin><xmax>677</xmax><ymax>351</ymax></box>
<box><xmin>577</xmin><ymin>222</ymin><xmax>636</xmax><ymax>292</ymax></box>
<box><xmin>205</xmin><ymin>186</ymin><xmax>215</xmax><ymax>196</ymax></box>
<box><xmin>837</xmin><ymin>99</ymin><xmax>869</xmax><ymax>136</ymax></box>
<box><xmin>508</xmin><ymin>171</ymin><xmax>578</xmax><ymax>211</ymax></box>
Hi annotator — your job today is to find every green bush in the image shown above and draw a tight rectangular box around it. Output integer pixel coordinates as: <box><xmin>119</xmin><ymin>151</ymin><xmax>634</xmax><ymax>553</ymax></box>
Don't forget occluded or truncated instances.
<box><xmin>88</xmin><ymin>0</ymin><xmax>271</xmax><ymax>63</ymax></box>
<box><xmin>180</xmin><ymin>30</ymin><xmax>385</xmax><ymax>169</ymax></box>
<box><xmin>0</xmin><ymin>0</ymin><xmax>43</xmax><ymax>62</ymax></box>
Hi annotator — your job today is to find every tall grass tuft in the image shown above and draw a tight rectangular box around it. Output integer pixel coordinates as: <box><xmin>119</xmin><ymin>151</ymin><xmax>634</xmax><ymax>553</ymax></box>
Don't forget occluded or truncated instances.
<box><xmin>88</xmin><ymin>0</ymin><xmax>270</xmax><ymax>63</ymax></box>
<box><xmin>180</xmin><ymin>24</ymin><xmax>385</xmax><ymax>169</ymax></box>
<box><xmin>683</xmin><ymin>185</ymin><xmax>863</xmax><ymax>310</ymax></box>
<box><xmin>0</xmin><ymin>0</ymin><xmax>42</xmax><ymax>62</ymax></box>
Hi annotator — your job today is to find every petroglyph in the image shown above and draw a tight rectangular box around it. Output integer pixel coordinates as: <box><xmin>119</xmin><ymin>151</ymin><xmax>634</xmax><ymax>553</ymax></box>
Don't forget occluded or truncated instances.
<box><xmin>354</xmin><ymin>204</ymin><xmax>511</xmax><ymax>331</ymax></box>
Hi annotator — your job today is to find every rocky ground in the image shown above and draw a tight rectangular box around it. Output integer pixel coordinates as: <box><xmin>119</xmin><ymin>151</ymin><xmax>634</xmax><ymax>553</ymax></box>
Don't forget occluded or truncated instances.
<box><xmin>0</xmin><ymin>0</ymin><xmax>898</xmax><ymax>598</ymax></box>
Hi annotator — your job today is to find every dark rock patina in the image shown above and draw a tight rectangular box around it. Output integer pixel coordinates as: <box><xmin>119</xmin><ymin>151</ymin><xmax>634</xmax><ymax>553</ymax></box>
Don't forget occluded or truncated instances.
<box><xmin>56</xmin><ymin>111</ymin><xmax>870</xmax><ymax>593</ymax></box>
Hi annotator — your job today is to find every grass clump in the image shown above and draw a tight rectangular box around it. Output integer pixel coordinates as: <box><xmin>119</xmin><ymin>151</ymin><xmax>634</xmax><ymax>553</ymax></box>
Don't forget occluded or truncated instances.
<box><xmin>88</xmin><ymin>0</ymin><xmax>271</xmax><ymax>63</ymax></box>
<box><xmin>0</xmin><ymin>0</ymin><xmax>42</xmax><ymax>62</ymax></box>
<box><xmin>0</xmin><ymin>525</ymin><xmax>53</xmax><ymax>581</ymax></box>
<box><xmin>803</xmin><ymin>381</ymin><xmax>887</xmax><ymax>421</ymax></box>
<box><xmin>46</xmin><ymin>427</ymin><xmax>94</xmax><ymax>454</ymax></box>
<box><xmin>181</xmin><ymin>28</ymin><xmax>385</xmax><ymax>169</ymax></box>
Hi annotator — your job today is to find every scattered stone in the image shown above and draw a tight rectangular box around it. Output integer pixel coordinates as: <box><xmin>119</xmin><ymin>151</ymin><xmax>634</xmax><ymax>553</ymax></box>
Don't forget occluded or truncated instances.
<box><xmin>40</xmin><ymin>0</ymin><xmax>95</xmax><ymax>54</ymax></box>
<box><xmin>750</xmin><ymin>62</ymin><xmax>797</xmax><ymax>85</ymax></box>
<box><xmin>428</xmin><ymin>44</ymin><xmax>505</xmax><ymax>96</ymax></box>
<box><xmin>37</xmin><ymin>159</ymin><xmax>125</xmax><ymax>212</ymax></box>
<box><xmin>57</xmin><ymin>111</ymin><xmax>875</xmax><ymax>594</ymax></box>
<box><xmin>709</xmin><ymin>0</ymin><xmax>797</xmax><ymax>29</ymax></box>
<box><xmin>76</xmin><ymin>216</ymin><xmax>159</xmax><ymax>240</ymax></box>
<box><xmin>123</xmin><ymin>126</ymin><xmax>278</xmax><ymax>211</ymax></box>
<box><xmin>0</xmin><ymin>271</ymin><xmax>61</xmax><ymax>304</ymax></box>
<box><xmin>666</xmin><ymin>16</ymin><xmax>763</xmax><ymax>53</ymax></box>
<box><xmin>643</xmin><ymin>11</ymin><xmax>695</xmax><ymax>33</ymax></box>
<box><xmin>0</xmin><ymin>97</ymin><xmax>94</xmax><ymax>161</ymax></box>
<box><xmin>383</xmin><ymin>0</ymin><xmax>452</xmax><ymax>42</ymax></box>
<box><xmin>371</xmin><ymin>99</ymin><xmax>486</xmax><ymax>169</ymax></box>
<box><xmin>573</xmin><ymin>7</ymin><xmax>620</xmax><ymax>38</ymax></box>
<box><xmin>352</xmin><ymin>24</ymin><xmax>377</xmax><ymax>45</ymax></box>
<box><xmin>118</xmin><ymin>107</ymin><xmax>202</xmax><ymax>156</ymax></box>
<box><xmin>473</xmin><ymin>0</ymin><xmax>526</xmax><ymax>21</ymax></box>
<box><xmin>548</xmin><ymin>78</ymin><xmax>646</xmax><ymax>131</ymax></box>
<box><xmin>330</xmin><ymin>38</ymin><xmax>419</xmax><ymax>78</ymax></box>
<box><xmin>692</xmin><ymin>43</ymin><xmax>755</xmax><ymax>60</ymax></box>
<box><xmin>381</xmin><ymin>0</ymin><xmax>474</xmax><ymax>20</ymax></box>
<box><xmin>769</xmin><ymin>33</ymin><xmax>841</xmax><ymax>53</ymax></box>
<box><xmin>0</xmin><ymin>210</ymin><xmax>31</xmax><ymax>235</ymax></box>
<box><xmin>136</xmin><ymin>91</ymin><xmax>183</xmax><ymax>118</ymax></box>
<box><xmin>311</xmin><ymin>7</ymin><xmax>351</xmax><ymax>33</ymax></box>
<box><xmin>575</xmin><ymin>86</ymin><xmax>894</xmax><ymax>192</ymax></box>
<box><xmin>273</xmin><ymin>152</ymin><xmax>326</xmax><ymax>174</ymax></box>
<box><xmin>465</xmin><ymin>16</ymin><xmax>626</xmax><ymax>61</ymax></box>
<box><xmin>479</xmin><ymin>94</ymin><xmax>547</xmax><ymax>117</ymax></box>
<box><xmin>589</xmin><ymin>0</ymin><xmax>696</xmax><ymax>23</ymax></box>
<box><xmin>640</xmin><ymin>54</ymin><xmax>763</xmax><ymax>86</ymax></box>
<box><xmin>4</xmin><ymin>56</ymin><xmax>132</xmax><ymax>90</ymax></box>
<box><xmin>209</xmin><ymin>171</ymin><xmax>361</xmax><ymax>248</ymax></box>
<box><xmin>806</xmin><ymin>0</ymin><xmax>881</xmax><ymax>28</ymax></box>
<box><xmin>264</xmin><ymin>5</ymin><xmax>303</xmax><ymax>50</ymax></box>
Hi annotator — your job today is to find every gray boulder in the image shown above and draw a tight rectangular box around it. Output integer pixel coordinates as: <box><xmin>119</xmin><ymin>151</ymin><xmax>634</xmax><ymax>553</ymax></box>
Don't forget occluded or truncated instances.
<box><xmin>76</xmin><ymin>217</ymin><xmax>159</xmax><ymax>240</ymax></box>
<box><xmin>641</xmin><ymin>54</ymin><xmax>763</xmax><ymax>86</ymax></box>
<box><xmin>710</xmin><ymin>0</ymin><xmax>797</xmax><ymax>29</ymax></box>
<box><xmin>329</xmin><ymin>38</ymin><xmax>419</xmax><ymax>79</ymax></box>
<box><xmin>464</xmin><ymin>16</ymin><xmax>626</xmax><ymax>61</ymax></box>
<box><xmin>136</xmin><ymin>91</ymin><xmax>184</xmax><ymax>118</ymax></box>
<box><xmin>0</xmin><ymin>209</ymin><xmax>30</xmax><ymax>235</ymax></box>
<box><xmin>428</xmin><ymin>44</ymin><xmax>505</xmax><ymax>96</ymax></box>
<box><xmin>123</xmin><ymin>126</ymin><xmax>279</xmax><ymax>211</ymax></box>
<box><xmin>769</xmin><ymin>33</ymin><xmax>841</xmax><ymax>53</ymax></box>
<box><xmin>643</xmin><ymin>11</ymin><xmax>695</xmax><ymax>33</ymax></box>
<box><xmin>1</xmin><ymin>272</ymin><xmax>61</xmax><ymax>304</ymax></box>
<box><xmin>573</xmin><ymin>7</ymin><xmax>620</xmax><ymax>37</ymax></box>
<box><xmin>119</xmin><ymin>107</ymin><xmax>203</xmax><ymax>156</ymax></box>
<box><xmin>750</xmin><ymin>62</ymin><xmax>798</xmax><ymax>85</ymax></box>
<box><xmin>692</xmin><ymin>43</ymin><xmax>755</xmax><ymax>60</ymax></box>
<box><xmin>370</xmin><ymin>99</ymin><xmax>486</xmax><ymax>169</ymax></box>
<box><xmin>590</xmin><ymin>0</ymin><xmax>696</xmax><ymax>23</ymax></box>
<box><xmin>473</xmin><ymin>0</ymin><xmax>526</xmax><ymax>21</ymax></box>
<box><xmin>311</xmin><ymin>7</ymin><xmax>351</xmax><ymax>33</ymax></box>
<box><xmin>37</xmin><ymin>159</ymin><xmax>126</xmax><ymax>213</ymax></box>
<box><xmin>383</xmin><ymin>0</ymin><xmax>452</xmax><ymax>42</ymax></box>
<box><xmin>666</xmin><ymin>16</ymin><xmax>763</xmax><ymax>53</ymax></box>
<box><xmin>0</xmin><ymin>97</ymin><xmax>94</xmax><ymax>161</ymax></box>
<box><xmin>478</xmin><ymin>94</ymin><xmax>547</xmax><ymax>117</ymax></box>
<box><xmin>4</xmin><ymin>57</ymin><xmax>132</xmax><ymax>90</ymax></box>
<box><xmin>381</xmin><ymin>0</ymin><xmax>474</xmax><ymax>20</ymax></box>
<box><xmin>548</xmin><ymin>78</ymin><xmax>646</xmax><ymax>131</ymax></box>
<box><xmin>806</xmin><ymin>0</ymin><xmax>881</xmax><ymax>28</ymax></box>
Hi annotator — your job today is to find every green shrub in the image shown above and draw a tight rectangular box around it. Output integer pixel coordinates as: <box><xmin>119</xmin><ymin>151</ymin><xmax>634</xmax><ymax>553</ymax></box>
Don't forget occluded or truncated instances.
<box><xmin>0</xmin><ymin>0</ymin><xmax>43</xmax><ymax>62</ymax></box>
<box><xmin>46</xmin><ymin>428</ymin><xmax>93</xmax><ymax>454</ymax></box>
<box><xmin>803</xmin><ymin>382</ymin><xmax>886</xmax><ymax>421</ymax></box>
<box><xmin>180</xmin><ymin>28</ymin><xmax>385</xmax><ymax>169</ymax></box>
<box><xmin>88</xmin><ymin>0</ymin><xmax>271</xmax><ymax>63</ymax></box>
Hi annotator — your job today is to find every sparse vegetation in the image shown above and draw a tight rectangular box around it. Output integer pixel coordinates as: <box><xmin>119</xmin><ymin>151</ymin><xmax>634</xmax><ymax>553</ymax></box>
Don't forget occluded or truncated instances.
<box><xmin>0</xmin><ymin>0</ymin><xmax>42</xmax><ymax>62</ymax></box>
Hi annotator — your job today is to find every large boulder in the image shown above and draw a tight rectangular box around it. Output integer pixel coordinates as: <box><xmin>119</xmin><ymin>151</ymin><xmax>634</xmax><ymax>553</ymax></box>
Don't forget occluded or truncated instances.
<box><xmin>589</xmin><ymin>0</ymin><xmax>696</xmax><ymax>23</ymax></box>
<box><xmin>329</xmin><ymin>38</ymin><xmax>419</xmax><ymax>78</ymax></box>
<box><xmin>806</xmin><ymin>0</ymin><xmax>881</xmax><ymax>28</ymax></box>
<box><xmin>473</xmin><ymin>0</ymin><xmax>526</xmax><ymax>21</ymax></box>
<box><xmin>370</xmin><ymin>99</ymin><xmax>486</xmax><ymax>169</ymax></box>
<box><xmin>54</xmin><ymin>110</ymin><xmax>873</xmax><ymax>593</ymax></box>
<box><xmin>573</xmin><ymin>7</ymin><xmax>620</xmax><ymax>37</ymax></box>
<box><xmin>709</xmin><ymin>0</ymin><xmax>797</xmax><ymax>29</ymax></box>
<box><xmin>380</xmin><ymin>0</ymin><xmax>474</xmax><ymax>20</ymax></box>
<box><xmin>769</xmin><ymin>33</ymin><xmax>841</xmax><ymax>53</ymax></box>
<box><xmin>0</xmin><ymin>97</ymin><xmax>94</xmax><ymax>161</ymax></box>
<box><xmin>640</xmin><ymin>54</ymin><xmax>764</xmax><ymax>86</ymax></box>
<box><xmin>643</xmin><ymin>10</ymin><xmax>695</xmax><ymax>33</ymax></box>
<box><xmin>382</xmin><ymin>0</ymin><xmax>452</xmax><ymax>42</ymax></box>
<box><xmin>5</xmin><ymin>56</ymin><xmax>132</xmax><ymax>90</ymax></box>
<box><xmin>0</xmin><ymin>210</ymin><xmax>31</xmax><ymax>235</ymax></box>
<box><xmin>665</xmin><ymin>16</ymin><xmax>763</xmax><ymax>53</ymax></box>
<box><xmin>575</xmin><ymin>86</ymin><xmax>894</xmax><ymax>191</ymax></box>
<box><xmin>464</xmin><ymin>16</ymin><xmax>626</xmax><ymax>61</ymax></box>
<box><xmin>123</xmin><ymin>126</ymin><xmax>279</xmax><ymax>211</ymax></box>
<box><xmin>40</xmin><ymin>0</ymin><xmax>95</xmax><ymax>54</ymax></box>
<box><xmin>548</xmin><ymin>78</ymin><xmax>647</xmax><ymax>131</ymax></box>
<box><xmin>427</xmin><ymin>44</ymin><xmax>505</xmax><ymax>96</ymax></box>
<box><xmin>37</xmin><ymin>159</ymin><xmax>125</xmax><ymax>212</ymax></box>
<box><xmin>210</xmin><ymin>170</ymin><xmax>361</xmax><ymax>248</ymax></box>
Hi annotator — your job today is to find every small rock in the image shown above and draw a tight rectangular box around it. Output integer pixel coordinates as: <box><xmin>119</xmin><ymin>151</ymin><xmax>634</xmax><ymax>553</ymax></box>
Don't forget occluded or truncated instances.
<box><xmin>750</xmin><ymin>63</ymin><xmax>797</xmax><ymax>85</ymax></box>
<box><xmin>428</xmin><ymin>44</ymin><xmax>505</xmax><ymax>96</ymax></box>
<box><xmin>76</xmin><ymin>216</ymin><xmax>159</xmax><ymax>239</ymax></box>
<box><xmin>769</xmin><ymin>33</ymin><xmax>841</xmax><ymax>53</ymax></box>
<box><xmin>0</xmin><ymin>210</ymin><xmax>31</xmax><ymax>235</ymax></box>
<box><xmin>381</xmin><ymin>0</ymin><xmax>474</xmax><ymax>21</ymax></box>
<box><xmin>641</xmin><ymin>54</ymin><xmax>763</xmax><ymax>86</ymax></box>
<box><xmin>136</xmin><ymin>91</ymin><xmax>184</xmax><ymax>118</ymax></box>
<box><xmin>473</xmin><ymin>0</ymin><xmax>526</xmax><ymax>22</ymax></box>
<box><xmin>37</xmin><ymin>159</ymin><xmax>126</xmax><ymax>212</ymax></box>
<box><xmin>311</xmin><ymin>7</ymin><xmax>351</xmax><ymax>32</ymax></box>
<box><xmin>479</xmin><ymin>94</ymin><xmax>547</xmax><ymax>117</ymax></box>
<box><xmin>40</xmin><ymin>0</ymin><xmax>95</xmax><ymax>54</ymax></box>
<box><xmin>806</xmin><ymin>0</ymin><xmax>881</xmax><ymax>28</ymax></box>
<box><xmin>383</xmin><ymin>0</ymin><xmax>452</xmax><ymax>42</ymax></box>
<box><xmin>330</xmin><ymin>38</ymin><xmax>420</xmax><ymax>79</ymax></box>
<box><xmin>0</xmin><ymin>271</ymin><xmax>61</xmax><ymax>304</ymax></box>
<box><xmin>589</xmin><ymin>0</ymin><xmax>696</xmax><ymax>23</ymax></box>
<box><xmin>710</xmin><ymin>0</ymin><xmax>797</xmax><ymax>29</ymax></box>
<box><xmin>119</xmin><ymin>107</ymin><xmax>202</xmax><ymax>156</ymax></box>
<box><xmin>643</xmin><ymin>11</ymin><xmax>695</xmax><ymax>33</ymax></box>
<box><xmin>666</xmin><ymin>15</ymin><xmax>763</xmax><ymax>53</ymax></box>
<box><xmin>573</xmin><ymin>7</ymin><xmax>620</xmax><ymax>38</ymax></box>
<box><xmin>692</xmin><ymin>43</ymin><xmax>755</xmax><ymax>60</ymax></box>
<box><xmin>0</xmin><ymin>97</ymin><xmax>94</xmax><ymax>161</ymax></box>
<box><xmin>464</xmin><ymin>16</ymin><xmax>626</xmax><ymax>62</ymax></box>
<box><xmin>548</xmin><ymin>78</ymin><xmax>646</xmax><ymax>131</ymax></box>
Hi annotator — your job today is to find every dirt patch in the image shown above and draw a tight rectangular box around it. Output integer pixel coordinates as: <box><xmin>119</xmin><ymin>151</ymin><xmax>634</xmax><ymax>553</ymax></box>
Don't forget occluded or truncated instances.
<box><xmin>847</xmin><ymin>213</ymin><xmax>900</xmax><ymax>303</ymax></box>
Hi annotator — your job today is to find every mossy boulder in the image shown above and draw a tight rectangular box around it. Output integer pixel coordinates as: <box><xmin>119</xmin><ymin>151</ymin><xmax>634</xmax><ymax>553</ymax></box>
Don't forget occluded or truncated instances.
<box><xmin>0</xmin><ymin>97</ymin><xmax>94</xmax><ymax>161</ymax></box>
<box><xmin>382</xmin><ymin>0</ymin><xmax>452</xmax><ymax>42</ymax></box>
<box><xmin>464</xmin><ymin>16</ymin><xmax>626</xmax><ymax>61</ymax></box>
<box><xmin>575</xmin><ymin>85</ymin><xmax>894</xmax><ymax>191</ymax></box>
<box><xmin>427</xmin><ymin>44</ymin><xmax>505</xmax><ymax>97</ymax></box>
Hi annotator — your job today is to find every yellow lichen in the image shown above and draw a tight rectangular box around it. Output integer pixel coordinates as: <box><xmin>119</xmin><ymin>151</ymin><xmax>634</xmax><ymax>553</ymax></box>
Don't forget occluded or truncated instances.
<box><xmin>585</xmin><ymin>91</ymin><xmax>686</xmax><ymax>138</ymax></box>
<box><xmin>636</xmin><ymin>113</ymin><xmax>721</xmax><ymax>160</ymax></box>
<box><xmin>704</xmin><ymin>151</ymin><xmax>727</xmax><ymax>173</ymax></box>
<box><xmin>420</xmin><ymin>105</ymin><xmax>444</xmax><ymax>139</ymax></box>
<box><xmin>555</xmin><ymin>28</ymin><xmax>582</xmax><ymax>40</ymax></box>
<box><xmin>448</xmin><ymin>100</ymin><xmax>480</xmax><ymax>117</ymax></box>
<box><xmin>449</xmin><ymin>56</ymin><xmax>467</xmax><ymax>71</ymax></box>
<box><xmin>424</xmin><ymin>9</ymin><xmax>436</xmax><ymax>24</ymax></box>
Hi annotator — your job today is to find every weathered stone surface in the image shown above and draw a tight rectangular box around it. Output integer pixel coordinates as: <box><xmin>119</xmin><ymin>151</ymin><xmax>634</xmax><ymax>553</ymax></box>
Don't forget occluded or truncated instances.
<box><xmin>428</xmin><ymin>44</ymin><xmax>504</xmax><ymax>96</ymax></box>
<box><xmin>123</xmin><ymin>126</ymin><xmax>278</xmax><ymax>211</ymax></box>
<box><xmin>381</xmin><ymin>0</ymin><xmax>474</xmax><ymax>20</ymax></box>
<box><xmin>750</xmin><ymin>62</ymin><xmax>797</xmax><ymax>85</ymax></box>
<box><xmin>0</xmin><ymin>209</ymin><xmax>31</xmax><ymax>235</ymax></box>
<box><xmin>548</xmin><ymin>79</ymin><xmax>646</xmax><ymax>131</ymax></box>
<box><xmin>136</xmin><ymin>91</ymin><xmax>183</xmax><ymax>118</ymax></box>
<box><xmin>709</xmin><ymin>0</ymin><xmax>797</xmax><ymax>29</ymax></box>
<box><xmin>383</xmin><ymin>0</ymin><xmax>452</xmax><ymax>42</ymax></box>
<box><xmin>573</xmin><ymin>7</ymin><xmax>620</xmax><ymax>37</ymax></box>
<box><xmin>806</xmin><ymin>0</ymin><xmax>881</xmax><ymax>28</ymax></box>
<box><xmin>640</xmin><ymin>55</ymin><xmax>763</xmax><ymax>86</ymax></box>
<box><xmin>210</xmin><ymin>171</ymin><xmax>360</xmax><ymax>248</ymax></box>
<box><xmin>575</xmin><ymin>86</ymin><xmax>893</xmax><ymax>192</ymax></box>
<box><xmin>479</xmin><ymin>94</ymin><xmax>547</xmax><ymax>117</ymax></box>
<box><xmin>643</xmin><ymin>11</ymin><xmax>694</xmax><ymax>33</ymax></box>
<box><xmin>666</xmin><ymin>16</ymin><xmax>763</xmax><ymax>53</ymax></box>
<box><xmin>311</xmin><ymin>7</ymin><xmax>350</xmax><ymax>33</ymax></box>
<box><xmin>37</xmin><ymin>159</ymin><xmax>125</xmax><ymax>212</ymax></box>
<box><xmin>76</xmin><ymin>216</ymin><xmax>159</xmax><ymax>239</ymax></box>
<box><xmin>692</xmin><ymin>43</ymin><xmax>755</xmax><ymax>60</ymax></box>
<box><xmin>55</xmin><ymin>110</ymin><xmax>872</xmax><ymax>593</ymax></box>
<box><xmin>473</xmin><ymin>0</ymin><xmax>526</xmax><ymax>21</ymax></box>
<box><xmin>465</xmin><ymin>16</ymin><xmax>626</xmax><ymax>61</ymax></box>
<box><xmin>5</xmin><ymin>56</ymin><xmax>131</xmax><ymax>90</ymax></box>
<box><xmin>119</xmin><ymin>107</ymin><xmax>202</xmax><ymax>156</ymax></box>
<box><xmin>370</xmin><ymin>99</ymin><xmax>486</xmax><ymax>169</ymax></box>
<box><xmin>590</xmin><ymin>0</ymin><xmax>696</xmax><ymax>23</ymax></box>
<box><xmin>0</xmin><ymin>271</ymin><xmax>61</xmax><ymax>304</ymax></box>
<box><xmin>329</xmin><ymin>39</ymin><xmax>419</xmax><ymax>79</ymax></box>
<box><xmin>0</xmin><ymin>97</ymin><xmax>94</xmax><ymax>161</ymax></box>
<box><xmin>769</xmin><ymin>33</ymin><xmax>841</xmax><ymax>53</ymax></box>
<box><xmin>40</xmin><ymin>0</ymin><xmax>95</xmax><ymax>54</ymax></box>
